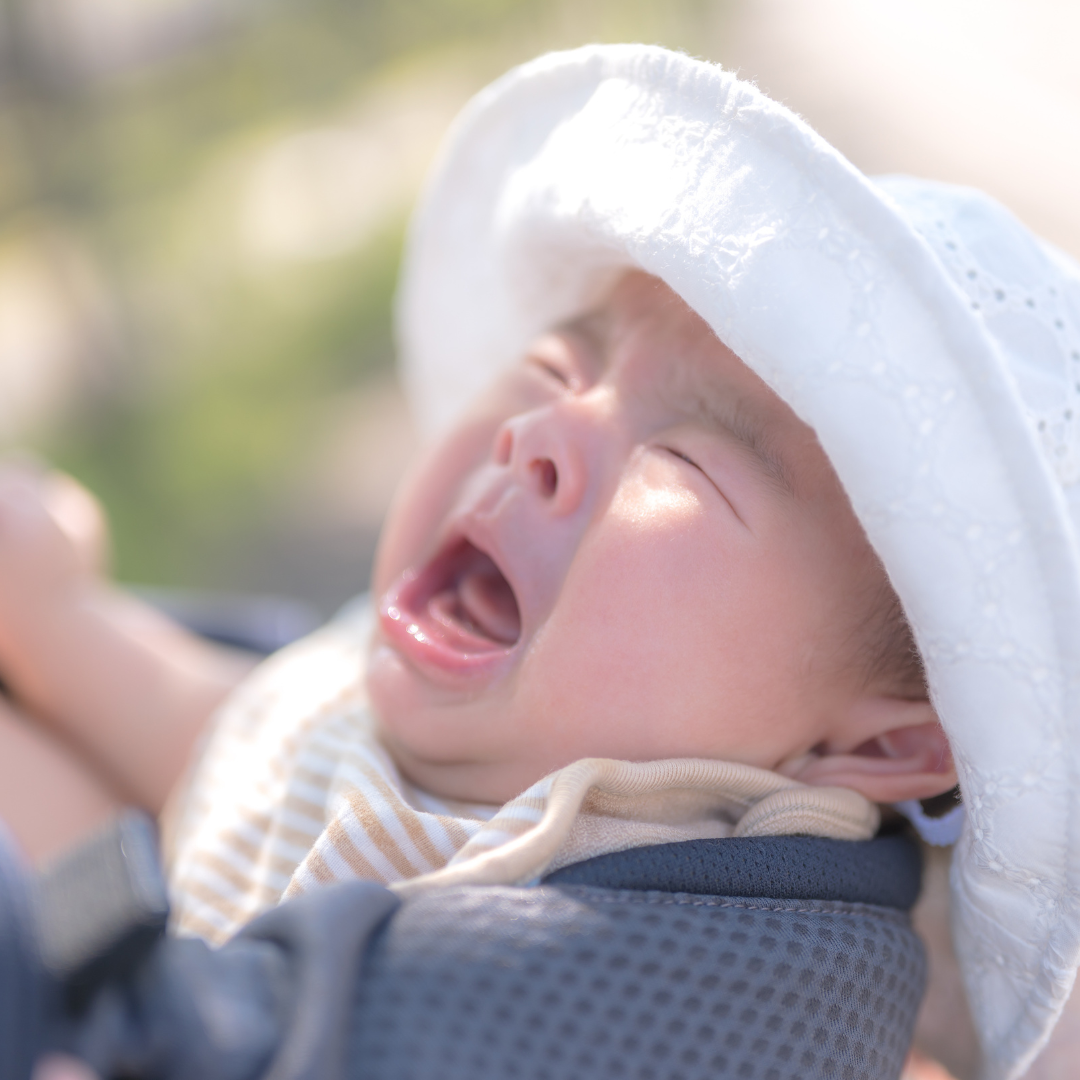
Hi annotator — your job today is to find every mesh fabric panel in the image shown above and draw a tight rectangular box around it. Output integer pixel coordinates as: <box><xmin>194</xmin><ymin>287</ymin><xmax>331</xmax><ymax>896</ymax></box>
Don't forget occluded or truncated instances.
<box><xmin>351</xmin><ymin>885</ymin><xmax>925</xmax><ymax>1080</ymax></box>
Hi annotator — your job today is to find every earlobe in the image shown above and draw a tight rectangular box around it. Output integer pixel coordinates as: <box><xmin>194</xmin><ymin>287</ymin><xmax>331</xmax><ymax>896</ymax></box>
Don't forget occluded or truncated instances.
<box><xmin>783</xmin><ymin>697</ymin><xmax>958</xmax><ymax>804</ymax></box>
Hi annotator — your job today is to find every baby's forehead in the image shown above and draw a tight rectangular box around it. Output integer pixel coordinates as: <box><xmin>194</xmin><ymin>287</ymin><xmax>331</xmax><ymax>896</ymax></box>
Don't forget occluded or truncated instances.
<box><xmin>560</xmin><ymin>271</ymin><xmax>713</xmax><ymax>353</ymax></box>
<box><xmin>555</xmin><ymin>277</ymin><xmax>734</xmax><ymax>402</ymax></box>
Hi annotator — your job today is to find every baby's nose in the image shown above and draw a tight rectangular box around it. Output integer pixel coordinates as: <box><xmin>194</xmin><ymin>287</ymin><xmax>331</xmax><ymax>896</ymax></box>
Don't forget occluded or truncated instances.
<box><xmin>493</xmin><ymin>414</ymin><xmax>587</xmax><ymax>516</ymax></box>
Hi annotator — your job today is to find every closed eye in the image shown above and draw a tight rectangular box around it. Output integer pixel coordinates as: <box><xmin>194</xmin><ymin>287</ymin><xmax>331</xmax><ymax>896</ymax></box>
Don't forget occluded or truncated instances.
<box><xmin>662</xmin><ymin>445</ymin><xmax>749</xmax><ymax>529</ymax></box>
<box><xmin>664</xmin><ymin>447</ymin><xmax>701</xmax><ymax>471</ymax></box>
<box><xmin>531</xmin><ymin>359</ymin><xmax>573</xmax><ymax>387</ymax></box>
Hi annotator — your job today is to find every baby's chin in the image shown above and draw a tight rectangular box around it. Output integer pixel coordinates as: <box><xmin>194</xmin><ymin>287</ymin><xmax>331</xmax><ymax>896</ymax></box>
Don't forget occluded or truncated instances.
<box><xmin>365</xmin><ymin>640</ymin><xmax>537</xmax><ymax>803</ymax></box>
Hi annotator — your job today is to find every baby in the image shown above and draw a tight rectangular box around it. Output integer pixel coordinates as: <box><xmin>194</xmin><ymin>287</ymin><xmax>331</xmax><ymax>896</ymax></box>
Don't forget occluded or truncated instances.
<box><xmin>0</xmin><ymin>267</ymin><xmax>950</xmax><ymax>904</ymax></box>
<box><xmin>368</xmin><ymin>268</ymin><xmax>943</xmax><ymax>804</ymax></box>
<box><xmin>1</xmin><ymin>41</ymin><xmax>1079</xmax><ymax>1080</ymax></box>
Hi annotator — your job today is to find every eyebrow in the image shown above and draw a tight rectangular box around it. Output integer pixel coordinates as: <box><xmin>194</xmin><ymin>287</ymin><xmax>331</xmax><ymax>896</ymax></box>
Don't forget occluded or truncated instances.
<box><xmin>557</xmin><ymin>309</ymin><xmax>610</xmax><ymax>379</ymax></box>
<box><xmin>658</xmin><ymin>341</ymin><xmax>797</xmax><ymax>498</ymax></box>
<box><xmin>691</xmin><ymin>391</ymin><xmax>796</xmax><ymax>498</ymax></box>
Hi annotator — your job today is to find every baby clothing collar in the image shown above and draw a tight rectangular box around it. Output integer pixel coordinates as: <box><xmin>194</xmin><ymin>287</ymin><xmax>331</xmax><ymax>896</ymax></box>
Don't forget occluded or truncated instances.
<box><xmin>285</xmin><ymin>741</ymin><xmax>877</xmax><ymax>904</ymax></box>
<box><xmin>396</xmin><ymin>44</ymin><xmax>1080</xmax><ymax>1080</ymax></box>
<box><xmin>380</xmin><ymin>757</ymin><xmax>877</xmax><ymax>899</ymax></box>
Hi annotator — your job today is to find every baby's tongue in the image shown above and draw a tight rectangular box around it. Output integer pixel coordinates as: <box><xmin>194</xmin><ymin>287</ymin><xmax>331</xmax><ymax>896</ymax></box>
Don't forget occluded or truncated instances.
<box><xmin>429</xmin><ymin>550</ymin><xmax>520</xmax><ymax>646</ymax></box>
<box><xmin>457</xmin><ymin>562</ymin><xmax>520</xmax><ymax>644</ymax></box>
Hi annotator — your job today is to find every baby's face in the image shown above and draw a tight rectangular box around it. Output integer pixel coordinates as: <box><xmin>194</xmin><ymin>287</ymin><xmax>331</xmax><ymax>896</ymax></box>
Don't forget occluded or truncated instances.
<box><xmin>369</xmin><ymin>272</ymin><xmax>889</xmax><ymax>802</ymax></box>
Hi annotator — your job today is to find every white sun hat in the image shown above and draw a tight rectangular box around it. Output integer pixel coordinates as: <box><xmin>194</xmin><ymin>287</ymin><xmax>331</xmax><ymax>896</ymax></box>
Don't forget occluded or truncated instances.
<box><xmin>395</xmin><ymin>44</ymin><xmax>1080</xmax><ymax>1080</ymax></box>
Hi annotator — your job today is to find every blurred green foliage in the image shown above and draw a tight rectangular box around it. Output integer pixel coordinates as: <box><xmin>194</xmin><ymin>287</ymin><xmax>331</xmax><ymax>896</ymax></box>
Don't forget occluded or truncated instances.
<box><xmin>0</xmin><ymin>0</ymin><xmax>717</xmax><ymax>600</ymax></box>
<box><xmin>53</xmin><ymin>224</ymin><xmax>404</xmax><ymax>583</ymax></box>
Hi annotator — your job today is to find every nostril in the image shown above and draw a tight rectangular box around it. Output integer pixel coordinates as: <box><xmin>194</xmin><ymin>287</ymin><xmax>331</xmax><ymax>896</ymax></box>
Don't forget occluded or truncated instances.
<box><xmin>531</xmin><ymin>458</ymin><xmax>558</xmax><ymax>498</ymax></box>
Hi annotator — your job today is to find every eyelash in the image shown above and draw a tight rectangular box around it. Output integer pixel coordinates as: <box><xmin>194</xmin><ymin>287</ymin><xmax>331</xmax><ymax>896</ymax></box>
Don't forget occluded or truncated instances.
<box><xmin>532</xmin><ymin>360</ymin><xmax>573</xmax><ymax>388</ymax></box>
<box><xmin>665</xmin><ymin>447</ymin><xmax>700</xmax><ymax>470</ymax></box>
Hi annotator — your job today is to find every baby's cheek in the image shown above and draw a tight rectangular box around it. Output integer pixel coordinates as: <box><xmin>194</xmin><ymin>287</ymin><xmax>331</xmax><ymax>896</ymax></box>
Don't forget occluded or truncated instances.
<box><xmin>520</xmin><ymin>472</ymin><xmax>800</xmax><ymax>760</ymax></box>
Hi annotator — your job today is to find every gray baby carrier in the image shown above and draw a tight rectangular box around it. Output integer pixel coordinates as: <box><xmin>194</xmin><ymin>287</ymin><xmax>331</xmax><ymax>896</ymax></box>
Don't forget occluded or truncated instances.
<box><xmin>3</xmin><ymin>813</ymin><xmax>924</xmax><ymax>1080</ymax></box>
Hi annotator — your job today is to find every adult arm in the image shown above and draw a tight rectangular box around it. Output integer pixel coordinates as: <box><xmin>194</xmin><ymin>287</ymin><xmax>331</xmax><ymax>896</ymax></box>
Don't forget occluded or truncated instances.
<box><xmin>0</xmin><ymin>464</ymin><xmax>254</xmax><ymax>813</ymax></box>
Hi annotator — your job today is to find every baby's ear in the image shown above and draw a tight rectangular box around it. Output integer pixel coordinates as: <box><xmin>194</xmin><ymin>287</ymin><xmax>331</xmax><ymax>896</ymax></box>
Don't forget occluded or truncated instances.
<box><xmin>783</xmin><ymin>697</ymin><xmax>957</xmax><ymax>804</ymax></box>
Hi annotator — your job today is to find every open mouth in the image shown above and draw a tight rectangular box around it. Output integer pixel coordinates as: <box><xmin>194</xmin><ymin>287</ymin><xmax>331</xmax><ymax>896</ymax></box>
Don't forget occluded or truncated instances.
<box><xmin>380</xmin><ymin>538</ymin><xmax>522</xmax><ymax>673</ymax></box>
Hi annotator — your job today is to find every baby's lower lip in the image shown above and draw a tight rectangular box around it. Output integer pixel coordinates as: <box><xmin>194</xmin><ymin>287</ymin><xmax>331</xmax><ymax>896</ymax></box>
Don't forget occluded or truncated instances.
<box><xmin>378</xmin><ymin>539</ymin><xmax>521</xmax><ymax>681</ymax></box>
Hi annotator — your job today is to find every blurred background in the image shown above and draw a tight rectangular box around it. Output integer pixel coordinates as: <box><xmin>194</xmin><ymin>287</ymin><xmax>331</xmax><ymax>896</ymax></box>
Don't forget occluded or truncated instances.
<box><xmin>1</xmin><ymin>0</ymin><xmax>1078</xmax><ymax>623</ymax></box>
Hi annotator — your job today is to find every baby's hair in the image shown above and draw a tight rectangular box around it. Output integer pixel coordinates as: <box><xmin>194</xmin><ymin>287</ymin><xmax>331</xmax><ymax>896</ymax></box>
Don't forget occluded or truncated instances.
<box><xmin>861</xmin><ymin>576</ymin><xmax>927</xmax><ymax>700</ymax></box>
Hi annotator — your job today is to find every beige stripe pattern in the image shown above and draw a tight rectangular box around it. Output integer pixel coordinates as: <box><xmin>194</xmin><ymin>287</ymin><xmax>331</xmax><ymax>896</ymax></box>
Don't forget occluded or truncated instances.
<box><xmin>168</xmin><ymin>601</ymin><xmax>878</xmax><ymax>945</ymax></box>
